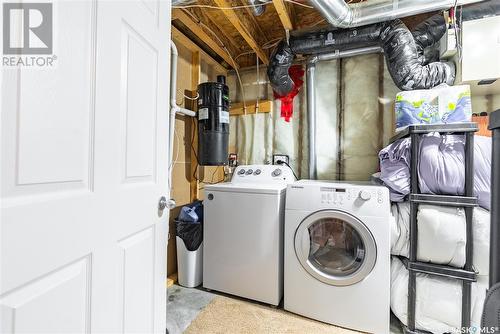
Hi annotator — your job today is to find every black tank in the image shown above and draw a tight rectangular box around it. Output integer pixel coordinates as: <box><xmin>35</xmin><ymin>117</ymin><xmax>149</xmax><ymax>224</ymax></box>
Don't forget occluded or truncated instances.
<box><xmin>197</xmin><ymin>75</ymin><xmax>229</xmax><ymax>166</ymax></box>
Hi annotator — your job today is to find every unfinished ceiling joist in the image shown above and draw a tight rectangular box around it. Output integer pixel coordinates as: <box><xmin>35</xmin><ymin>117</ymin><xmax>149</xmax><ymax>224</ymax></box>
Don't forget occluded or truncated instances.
<box><xmin>273</xmin><ymin>0</ymin><xmax>294</xmax><ymax>30</ymax></box>
<box><xmin>171</xmin><ymin>26</ymin><xmax>228</xmax><ymax>74</ymax></box>
<box><xmin>172</xmin><ymin>9</ymin><xmax>238</xmax><ymax>69</ymax></box>
<box><xmin>212</xmin><ymin>0</ymin><xmax>269</xmax><ymax>65</ymax></box>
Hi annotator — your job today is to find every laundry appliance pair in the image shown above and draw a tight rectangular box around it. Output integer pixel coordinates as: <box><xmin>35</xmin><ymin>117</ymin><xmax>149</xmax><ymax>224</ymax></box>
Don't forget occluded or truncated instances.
<box><xmin>204</xmin><ymin>165</ymin><xmax>391</xmax><ymax>333</ymax></box>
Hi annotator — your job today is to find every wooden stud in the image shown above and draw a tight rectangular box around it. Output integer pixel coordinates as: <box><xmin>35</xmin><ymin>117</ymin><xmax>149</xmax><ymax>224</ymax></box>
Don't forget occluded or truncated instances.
<box><xmin>230</xmin><ymin>100</ymin><xmax>273</xmax><ymax>116</ymax></box>
<box><xmin>166</xmin><ymin>273</ymin><xmax>178</xmax><ymax>288</ymax></box>
<box><xmin>212</xmin><ymin>0</ymin><xmax>269</xmax><ymax>64</ymax></box>
<box><xmin>172</xmin><ymin>9</ymin><xmax>238</xmax><ymax>69</ymax></box>
<box><xmin>172</xmin><ymin>26</ymin><xmax>228</xmax><ymax>74</ymax></box>
<box><xmin>190</xmin><ymin>51</ymin><xmax>201</xmax><ymax>202</ymax></box>
<box><xmin>273</xmin><ymin>0</ymin><xmax>294</xmax><ymax>31</ymax></box>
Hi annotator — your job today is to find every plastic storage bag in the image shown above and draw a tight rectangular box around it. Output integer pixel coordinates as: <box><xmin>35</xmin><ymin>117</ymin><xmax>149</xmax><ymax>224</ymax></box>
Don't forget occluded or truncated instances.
<box><xmin>178</xmin><ymin>200</ymin><xmax>203</xmax><ymax>223</ymax></box>
<box><xmin>176</xmin><ymin>201</ymin><xmax>203</xmax><ymax>251</ymax></box>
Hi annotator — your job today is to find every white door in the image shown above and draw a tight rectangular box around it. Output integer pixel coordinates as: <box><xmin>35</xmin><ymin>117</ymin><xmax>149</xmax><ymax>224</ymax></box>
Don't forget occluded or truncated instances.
<box><xmin>1</xmin><ymin>1</ymin><xmax>171</xmax><ymax>332</ymax></box>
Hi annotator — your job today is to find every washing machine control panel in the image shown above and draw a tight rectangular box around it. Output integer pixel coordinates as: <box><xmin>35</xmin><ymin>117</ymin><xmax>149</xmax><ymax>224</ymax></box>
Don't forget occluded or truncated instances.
<box><xmin>232</xmin><ymin>164</ymin><xmax>295</xmax><ymax>183</ymax></box>
<box><xmin>286</xmin><ymin>181</ymin><xmax>390</xmax><ymax>216</ymax></box>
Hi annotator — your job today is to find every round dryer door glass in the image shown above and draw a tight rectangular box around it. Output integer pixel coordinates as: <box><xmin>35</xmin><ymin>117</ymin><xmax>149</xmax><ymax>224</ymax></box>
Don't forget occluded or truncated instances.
<box><xmin>294</xmin><ymin>210</ymin><xmax>376</xmax><ymax>286</ymax></box>
<box><xmin>308</xmin><ymin>218</ymin><xmax>365</xmax><ymax>277</ymax></box>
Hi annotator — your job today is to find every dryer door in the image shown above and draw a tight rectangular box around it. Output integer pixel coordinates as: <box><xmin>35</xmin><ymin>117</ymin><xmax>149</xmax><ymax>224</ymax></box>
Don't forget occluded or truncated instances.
<box><xmin>294</xmin><ymin>210</ymin><xmax>376</xmax><ymax>286</ymax></box>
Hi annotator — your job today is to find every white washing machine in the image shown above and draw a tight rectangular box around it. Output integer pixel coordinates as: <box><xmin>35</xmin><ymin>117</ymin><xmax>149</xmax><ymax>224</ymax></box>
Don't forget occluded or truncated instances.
<box><xmin>284</xmin><ymin>180</ymin><xmax>391</xmax><ymax>334</ymax></box>
<box><xmin>203</xmin><ymin>164</ymin><xmax>295</xmax><ymax>305</ymax></box>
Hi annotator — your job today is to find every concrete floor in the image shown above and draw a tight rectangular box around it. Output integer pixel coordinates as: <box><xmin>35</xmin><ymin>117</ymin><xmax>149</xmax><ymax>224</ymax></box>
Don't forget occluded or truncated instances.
<box><xmin>166</xmin><ymin>285</ymin><xmax>215</xmax><ymax>334</ymax></box>
<box><xmin>166</xmin><ymin>284</ymin><xmax>404</xmax><ymax>334</ymax></box>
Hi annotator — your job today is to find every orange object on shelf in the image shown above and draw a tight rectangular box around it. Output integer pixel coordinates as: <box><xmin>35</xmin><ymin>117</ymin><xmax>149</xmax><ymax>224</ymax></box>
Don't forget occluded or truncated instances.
<box><xmin>472</xmin><ymin>115</ymin><xmax>492</xmax><ymax>137</ymax></box>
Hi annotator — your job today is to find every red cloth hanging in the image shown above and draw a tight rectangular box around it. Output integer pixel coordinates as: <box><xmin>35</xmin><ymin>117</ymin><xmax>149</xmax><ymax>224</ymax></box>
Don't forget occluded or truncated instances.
<box><xmin>273</xmin><ymin>65</ymin><xmax>304</xmax><ymax>122</ymax></box>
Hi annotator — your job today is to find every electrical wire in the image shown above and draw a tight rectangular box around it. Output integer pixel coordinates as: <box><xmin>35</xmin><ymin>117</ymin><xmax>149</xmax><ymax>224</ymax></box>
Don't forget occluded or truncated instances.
<box><xmin>234</xmin><ymin>38</ymin><xmax>281</xmax><ymax>60</ymax></box>
<box><xmin>176</xmin><ymin>90</ymin><xmax>199</xmax><ymax>106</ymax></box>
<box><xmin>190</xmin><ymin>117</ymin><xmax>225</xmax><ymax>186</ymax></box>
<box><xmin>173</xmin><ymin>0</ymin><xmax>313</xmax><ymax>10</ymax></box>
<box><xmin>255</xmin><ymin>53</ymin><xmax>260</xmax><ymax>114</ymax></box>
<box><xmin>276</xmin><ymin>160</ymin><xmax>299</xmax><ymax>180</ymax></box>
<box><xmin>452</xmin><ymin>0</ymin><xmax>463</xmax><ymax>61</ymax></box>
<box><xmin>168</xmin><ymin>122</ymin><xmax>182</xmax><ymax>189</ymax></box>
<box><xmin>181</xmin><ymin>9</ymin><xmax>248</xmax><ymax>113</ymax></box>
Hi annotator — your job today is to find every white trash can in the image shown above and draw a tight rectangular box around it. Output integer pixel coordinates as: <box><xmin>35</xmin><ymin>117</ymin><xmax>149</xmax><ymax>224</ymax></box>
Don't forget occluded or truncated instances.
<box><xmin>176</xmin><ymin>236</ymin><xmax>203</xmax><ymax>288</ymax></box>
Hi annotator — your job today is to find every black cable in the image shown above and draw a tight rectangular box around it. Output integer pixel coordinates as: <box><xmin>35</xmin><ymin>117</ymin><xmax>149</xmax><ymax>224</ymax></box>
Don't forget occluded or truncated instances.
<box><xmin>190</xmin><ymin>117</ymin><xmax>224</xmax><ymax>185</ymax></box>
<box><xmin>276</xmin><ymin>160</ymin><xmax>299</xmax><ymax>180</ymax></box>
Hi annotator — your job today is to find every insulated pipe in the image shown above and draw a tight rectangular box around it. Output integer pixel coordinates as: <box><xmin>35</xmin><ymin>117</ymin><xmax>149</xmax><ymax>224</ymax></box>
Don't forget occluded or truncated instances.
<box><xmin>169</xmin><ymin>42</ymin><xmax>196</xmax><ymax>205</ymax></box>
<box><xmin>306</xmin><ymin>46</ymin><xmax>382</xmax><ymax>180</ymax></box>
<box><xmin>248</xmin><ymin>0</ymin><xmax>265</xmax><ymax>16</ymax></box>
<box><xmin>310</xmin><ymin>0</ymin><xmax>485</xmax><ymax>28</ymax></box>
<box><xmin>306</xmin><ymin>62</ymin><xmax>317</xmax><ymax>180</ymax></box>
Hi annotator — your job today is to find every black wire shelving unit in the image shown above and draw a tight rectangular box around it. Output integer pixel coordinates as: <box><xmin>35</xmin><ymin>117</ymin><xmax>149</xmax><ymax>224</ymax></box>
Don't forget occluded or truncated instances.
<box><xmin>389</xmin><ymin>122</ymin><xmax>479</xmax><ymax>334</ymax></box>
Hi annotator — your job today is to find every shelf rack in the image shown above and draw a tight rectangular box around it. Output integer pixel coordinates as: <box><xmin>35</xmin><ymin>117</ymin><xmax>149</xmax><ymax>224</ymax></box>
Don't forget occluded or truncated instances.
<box><xmin>389</xmin><ymin>123</ymin><xmax>479</xmax><ymax>334</ymax></box>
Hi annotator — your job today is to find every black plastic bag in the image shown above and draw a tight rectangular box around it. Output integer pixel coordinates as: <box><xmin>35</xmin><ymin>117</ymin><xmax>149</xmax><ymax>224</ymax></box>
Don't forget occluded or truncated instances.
<box><xmin>175</xmin><ymin>201</ymin><xmax>203</xmax><ymax>251</ymax></box>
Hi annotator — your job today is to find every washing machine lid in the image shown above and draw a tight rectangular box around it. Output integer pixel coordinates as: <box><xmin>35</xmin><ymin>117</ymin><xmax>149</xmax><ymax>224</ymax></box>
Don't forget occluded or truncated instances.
<box><xmin>205</xmin><ymin>182</ymin><xmax>287</xmax><ymax>195</ymax></box>
<box><xmin>294</xmin><ymin>209</ymin><xmax>377</xmax><ymax>286</ymax></box>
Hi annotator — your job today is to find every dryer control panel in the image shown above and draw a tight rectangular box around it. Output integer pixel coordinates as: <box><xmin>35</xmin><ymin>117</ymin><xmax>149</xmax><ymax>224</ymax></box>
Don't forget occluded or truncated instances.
<box><xmin>232</xmin><ymin>164</ymin><xmax>296</xmax><ymax>183</ymax></box>
<box><xmin>286</xmin><ymin>180</ymin><xmax>390</xmax><ymax>218</ymax></box>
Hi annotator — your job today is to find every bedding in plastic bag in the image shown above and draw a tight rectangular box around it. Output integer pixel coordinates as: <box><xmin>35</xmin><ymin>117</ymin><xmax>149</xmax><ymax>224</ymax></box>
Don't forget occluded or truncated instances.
<box><xmin>391</xmin><ymin>257</ymin><xmax>488</xmax><ymax>334</ymax></box>
<box><xmin>391</xmin><ymin>203</ymin><xmax>490</xmax><ymax>275</ymax></box>
<box><xmin>379</xmin><ymin>134</ymin><xmax>491</xmax><ymax>210</ymax></box>
<box><xmin>395</xmin><ymin>85</ymin><xmax>472</xmax><ymax>131</ymax></box>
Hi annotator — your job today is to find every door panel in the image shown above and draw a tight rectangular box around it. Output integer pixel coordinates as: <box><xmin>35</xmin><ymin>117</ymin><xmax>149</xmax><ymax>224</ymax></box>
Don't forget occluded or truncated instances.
<box><xmin>1</xmin><ymin>0</ymin><xmax>170</xmax><ymax>332</ymax></box>
<box><xmin>2</xmin><ymin>0</ymin><xmax>95</xmax><ymax>198</ymax></box>
<box><xmin>0</xmin><ymin>256</ymin><xmax>91</xmax><ymax>333</ymax></box>
<box><xmin>121</xmin><ymin>21</ymin><xmax>158</xmax><ymax>183</ymax></box>
<box><xmin>118</xmin><ymin>227</ymin><xmax>155</xmax><ymax>333</ymax></box>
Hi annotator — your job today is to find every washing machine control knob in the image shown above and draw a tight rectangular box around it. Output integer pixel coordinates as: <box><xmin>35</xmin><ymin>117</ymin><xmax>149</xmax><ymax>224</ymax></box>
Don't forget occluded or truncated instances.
<box><xmin>237</xmin><ymin>169</ymin><xmax>246</xmax><ymax>175</ymax></box>
<box><xmin>358</xmin><ymin>190</ymin><xmax>372</xmax><ymax>201</ymax></box>
<box><xmin>272</xmin><ymin>168</ymin><xmax>282</xmax><ymax>177</ymax></box>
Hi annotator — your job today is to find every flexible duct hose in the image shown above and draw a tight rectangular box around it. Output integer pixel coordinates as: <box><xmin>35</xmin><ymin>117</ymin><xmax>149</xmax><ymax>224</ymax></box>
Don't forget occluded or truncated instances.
<box><xmin>380</xmin><ymin>19</ymin><xmax>455</xmax><ymax>90</ymax></box>
<box><xmin>268</xmin><ymin>15</ymin><xmax>454</xmax><ymax>94</ymax></box>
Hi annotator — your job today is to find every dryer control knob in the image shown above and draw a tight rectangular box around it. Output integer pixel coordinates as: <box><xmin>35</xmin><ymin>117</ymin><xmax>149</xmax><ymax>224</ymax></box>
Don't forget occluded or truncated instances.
<box><xmin>272</xmin><ymin>168</ymin><xmax>282</xmax><ymax>177</ymax></box>
<box><xmin>358</xmin><ymin>190</ymin><xmax>372</xmax><ymax>201</ymax></box>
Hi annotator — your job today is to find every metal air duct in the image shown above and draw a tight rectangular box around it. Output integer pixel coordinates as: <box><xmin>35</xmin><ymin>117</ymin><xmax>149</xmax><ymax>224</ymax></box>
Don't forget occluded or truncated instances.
<box><xmin>310</xmin><ymin>0</ymin><xmax>485</xmax><ymax>28</ymax></box>
<box><xmin>248</xmin><ymin>0</ymin><xmax>266</xmax><ymax>16</ymax></box>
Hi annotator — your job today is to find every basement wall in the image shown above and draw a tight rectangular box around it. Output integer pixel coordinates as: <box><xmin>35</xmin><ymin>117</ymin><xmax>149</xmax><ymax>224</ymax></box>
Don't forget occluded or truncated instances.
<box><xmin>168</xmin><ymin>40</ymin><xmax>226</xmax><ymax>276</ymax></box>
<box><xmin>227</xmin><ymin>56</ymin><xmax>500</xmax><ymax>182</ymax></box>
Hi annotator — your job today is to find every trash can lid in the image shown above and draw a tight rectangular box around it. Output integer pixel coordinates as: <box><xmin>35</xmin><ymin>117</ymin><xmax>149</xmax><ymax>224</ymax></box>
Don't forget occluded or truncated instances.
<box><xmin>489</xmin><ymin>109</ymin><xmax>500</xmax><ymax>130</ymax></box>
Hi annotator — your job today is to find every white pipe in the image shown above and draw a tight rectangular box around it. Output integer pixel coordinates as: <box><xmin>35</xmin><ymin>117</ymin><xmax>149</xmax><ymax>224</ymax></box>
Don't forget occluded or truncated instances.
<box><xmin>169</xmin><ymin>41</ymin><xmax>195</xmax><ymax>204</ymax></box>
<box><xmin>310</xmin><ymin>0</ymin><xmax>485</xmax><ymax>28</ymax></box>
<box><xmin>306</xmin><ymin>62</ymin><xmax>317</xmax><ymax>180</ymax></box>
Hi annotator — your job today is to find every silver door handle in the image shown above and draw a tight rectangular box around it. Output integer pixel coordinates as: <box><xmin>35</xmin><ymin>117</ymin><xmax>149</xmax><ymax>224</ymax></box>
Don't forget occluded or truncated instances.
<box><xmin>158</xmin><ymin>196</ymin><xmax>176</xmax><ymax>212</ymax></box>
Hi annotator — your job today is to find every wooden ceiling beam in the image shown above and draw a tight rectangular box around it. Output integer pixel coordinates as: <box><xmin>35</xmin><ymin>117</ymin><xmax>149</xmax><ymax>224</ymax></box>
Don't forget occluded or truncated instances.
<box><xmin>171</xmin><ymin>26</ymin><xmax>229</xmax><ymax>74</ymax></box>
<box><xmin>172</xmin><ymin>9</ymin><xmax>238</xmax><ymax>69</ymax></box>
<box><xmin>242</xmin><ymin>6</ymin><xmax>269</xmax><ymax>43</ymax></box>
<box><xmin>200</xmin><ymin>10</ymin><xmax>244</xmax><ymax>53</ymax></box>
<box><xmin>212</xmin><ymin>0</ymin><xmax>269</xmax><ymax>65</ymax></box>
<box><xmin>273</xmin><ymin>0</ymin><xmax>294</xmax><ymax>30</ymax></box>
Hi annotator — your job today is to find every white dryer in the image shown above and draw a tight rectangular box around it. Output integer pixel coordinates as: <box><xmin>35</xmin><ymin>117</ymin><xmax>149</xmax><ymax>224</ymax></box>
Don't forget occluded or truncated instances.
<box><xmin>203</xmin><ymin>164</ymin><xmax>295</xmax><ymax>306</ymax></box>
<box><xmin>284</xmin><ymin>180</ymin><xmax>391</xmax><ymax>334</ymax></box>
